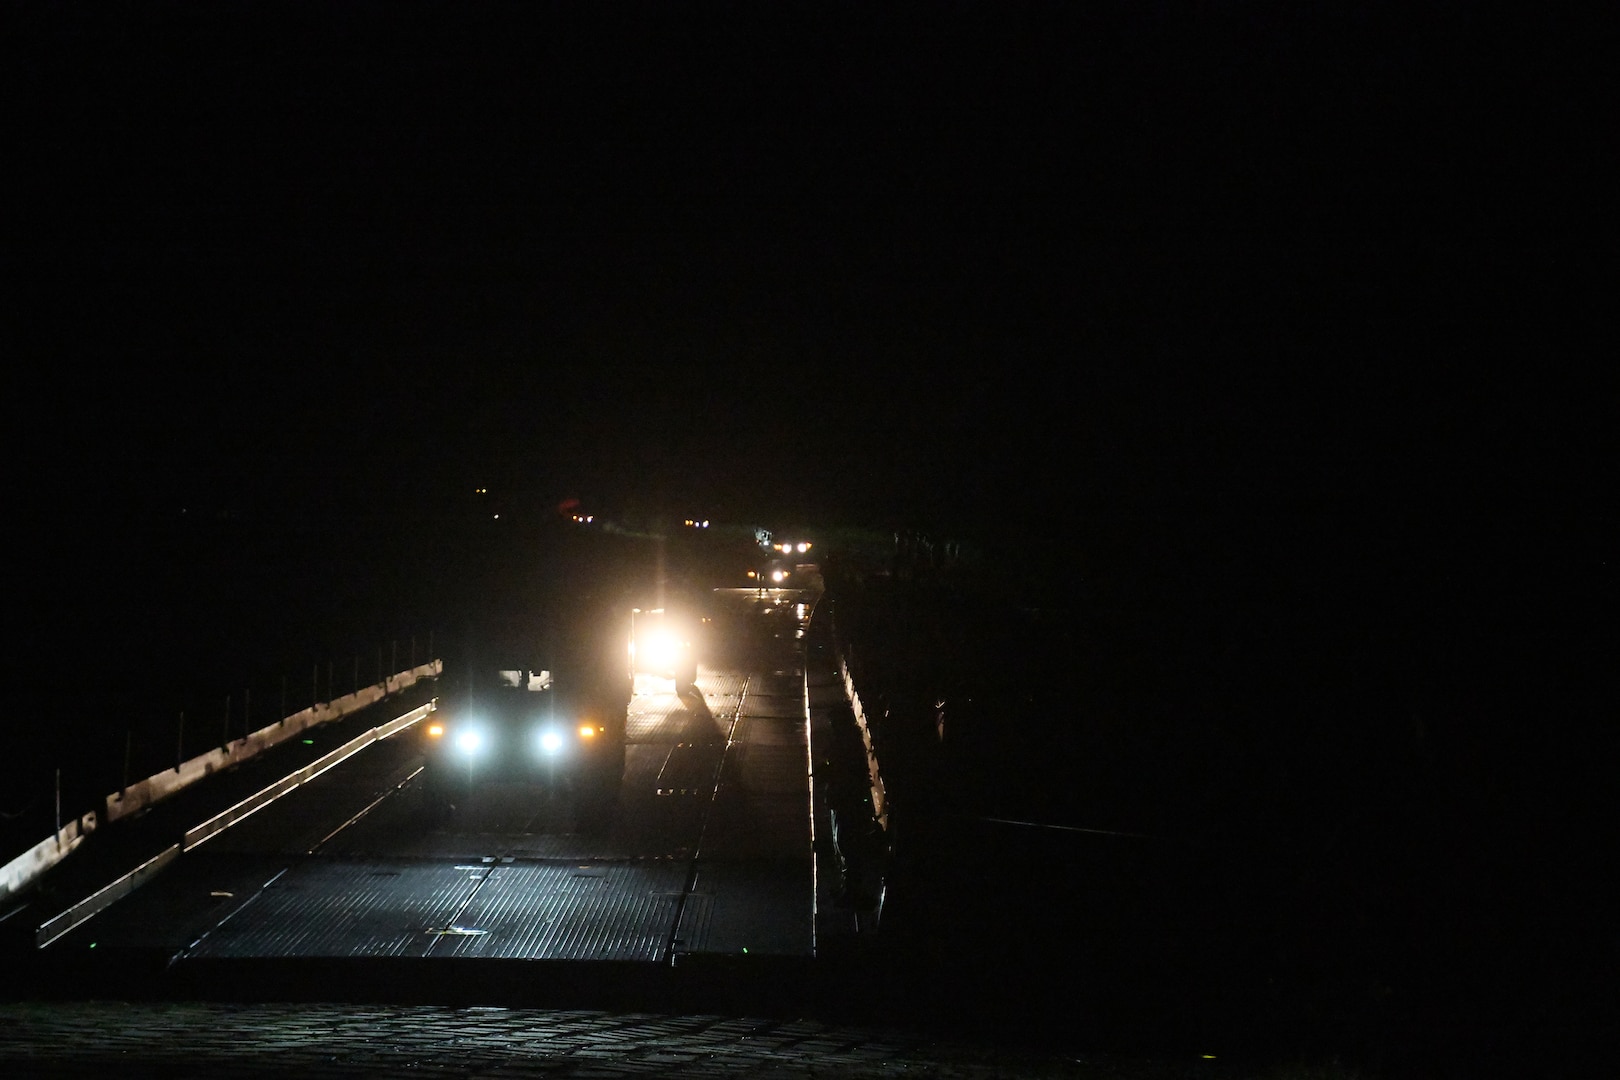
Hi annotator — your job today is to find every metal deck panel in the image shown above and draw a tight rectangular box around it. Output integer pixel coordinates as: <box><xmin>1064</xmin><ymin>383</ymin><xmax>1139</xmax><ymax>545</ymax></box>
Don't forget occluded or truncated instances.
<box><xmin>655</xmin><ymin>742</ymin><xmax>723</xmax><ymax>795</ymax></box>
<box><xmin>627</xmin><ymin>696</ymin><xmax>733</xmax><ymax>744</ymax></box>
<box><xmin>697</xmin><ymin>671</ymin><xmax>749</xmax><ymax>714</ymax></box>
<box><xmin>409</xmin><ymin>831</ymin><xmax>639</xmax><ymax>861</ymax></box>
<box><xmin>184</xmin><ymin>859</ymin><xmax>484</xmax><ymax>959</ymax></box>
<box><xmin>806</xmin><ymin>681</ymin><xmax>846</xmax><ymax>708</ymax></box>
<box><xmin>677</xmin><ymin>859</ymin><xmax>814</xmax><ymax>957</ymax></box>
<box><xmin>748</xmin><ymin>671</ymin><xmax>804</xmax><ymax>698</ymax></box>
<box><xmin>432</xmin><ymin>862</ymin><xmax>687</xmax><ymax>961</ymax></box>
<box><xmin>615</xmin><ymin>747</ymin><xmax>708</xmax><ymax>858</ymax></box>
<box><xmin>724</xmin><ymin>742</ymin><xmax>810</xmax><ymax>797</ymax></box>
<box><xmin>702</xmin><ymin>789</ymin><xmax>811</xmax><ymax>858</ymax></box>
<box><xmin>626</xmin><ymin>694</ymin><xmax>691</xmax><ymax>742</ymax></box>
<box><xmin>740</xmin><ymin>694</ymin><xmax>803</xmax><ymax>719</ymax></box>
<box><xmin>732</xmin><ymin>714</ymin><xmax>807</xmax><ymax>747</ymax></box>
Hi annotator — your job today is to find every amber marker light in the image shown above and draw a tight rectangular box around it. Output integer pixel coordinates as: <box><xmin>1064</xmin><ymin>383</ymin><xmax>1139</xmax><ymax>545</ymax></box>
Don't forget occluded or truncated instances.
<box><xmin>427</xmin><ymin>724</ymin><xmax>445</xmax><ymax>738</ymax></box>
<box><xmin>578</xmin><ymin>724</ymin><xmax>597</xmax><ymax>739</ymax></box>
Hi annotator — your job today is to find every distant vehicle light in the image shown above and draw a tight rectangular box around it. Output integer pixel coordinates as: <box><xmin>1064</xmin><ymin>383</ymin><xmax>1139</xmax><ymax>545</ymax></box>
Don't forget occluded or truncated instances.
<box><xmin>771</xmin><ymin>569</ymin><xmax>787</xmax><ymax>583</ymax></box>
<box><xmin>796</xmin><ymin>541</ymin><xmax>810</xmax><ymax>553</ymax></box>
<box><xmin>578</xmin><ymin>724</ymin><xmax>597</xmax><ymax>739</ymax></box>
<box><xmin>427</xmin><ymin>723</ymin><xmax>445</xmax><ymax>738</ymax></box>
<box><xmin>539</xmin><ymin>729</ymin><xmax>565</xmax><ymax>755</ymax></box>
<box><xmin>455</xmin><ymin>729</ymin><xmax>483</xmax><ymax>754</ymax></box>
<box><xmin>746</xmin><ymin>569</ymin><xmax>758</xmax><ymax>579</ymax></box>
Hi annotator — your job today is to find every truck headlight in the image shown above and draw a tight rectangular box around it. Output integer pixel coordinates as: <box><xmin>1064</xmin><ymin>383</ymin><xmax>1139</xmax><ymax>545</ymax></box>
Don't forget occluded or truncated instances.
<box><xmin>455</xmin><ymin>729</ymin><xmax>483</xmax><ymax>755</ymax></box>
<box><xmin>538</xmin><ymin>728</ymin><xmax>565</xmax><ymax>755</ymax></box>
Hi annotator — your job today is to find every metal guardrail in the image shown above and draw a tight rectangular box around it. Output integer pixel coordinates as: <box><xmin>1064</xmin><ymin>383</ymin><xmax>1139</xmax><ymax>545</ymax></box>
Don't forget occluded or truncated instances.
<box><xmin>0</xmin><ymin>664</ymin><xmax>440</xmax><ymax>915</ymax></box>
<box><xmin>107</xmin><ymin>661</ymin><xmax>442</xmax><ymax>824</ymax></box>
<box><xmin>0</xmin><ymin>813</ymin><xmax>97</xmax><ymax>908</ymax></box>
<box><xmin>182</xmin><ymin>702</ymin><xmax>434</xmax><ymax>851</ymax></box>
<box><xmin>34</xmin><ymin>700</ymin><xmax>435</xmax><ymax>950</ymax></box>
<box><xmin>35</xmin><ymin>844</ymin><xmax>180</xmax><ymax>949</ymax></box>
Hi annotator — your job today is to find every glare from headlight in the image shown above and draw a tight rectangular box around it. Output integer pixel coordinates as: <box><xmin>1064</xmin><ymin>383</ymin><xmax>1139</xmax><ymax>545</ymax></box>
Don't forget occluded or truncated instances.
<box><xmin>641</xmin><ymin>629</ymin><xmax>678</xmax><ymax>667</ymax></box>
<box><xmin>771</xmin><ymin>569</ymin><xmax>787</xmax><ymax>583</ymax></box>
<box><xmin>455</xmin><ymin>729</ymin><xmax>483</xmax><ymax>754</ymax></box>
<box><xmin>539</xmin><ymin>729</ymin><xmax>565</xmax><ymax>755</ymax></box>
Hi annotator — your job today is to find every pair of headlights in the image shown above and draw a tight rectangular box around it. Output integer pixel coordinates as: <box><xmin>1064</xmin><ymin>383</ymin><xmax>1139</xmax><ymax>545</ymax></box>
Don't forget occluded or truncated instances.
<box><xmin>426</xmin><ymin>721</ymin><xmax>599</xmax><ymax>757</ymax></box>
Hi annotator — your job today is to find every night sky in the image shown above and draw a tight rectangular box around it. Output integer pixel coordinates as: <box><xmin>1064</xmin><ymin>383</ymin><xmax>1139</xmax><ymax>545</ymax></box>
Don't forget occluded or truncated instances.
<box><xmin>6</xmin><ymin>4</ymin><xmax>1608</xmax><ymax>662</ymax></box>
<box><xmin>8</xmin><ymin>3</ymin><xmax>1597</xmax><ymax>533</ymax></box>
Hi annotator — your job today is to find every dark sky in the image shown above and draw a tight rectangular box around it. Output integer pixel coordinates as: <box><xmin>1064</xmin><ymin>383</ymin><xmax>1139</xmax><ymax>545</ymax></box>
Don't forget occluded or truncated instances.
<box><xmin>5</xmin><ymin>3</ymin><xmax>1606</xmax><ymax>553</ymax></box>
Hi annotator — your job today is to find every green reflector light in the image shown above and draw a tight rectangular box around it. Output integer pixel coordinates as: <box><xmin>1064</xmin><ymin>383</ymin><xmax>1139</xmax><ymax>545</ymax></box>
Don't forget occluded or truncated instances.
<box><xmin>302</xmin><ymin>739</ymin><xmax>315</xmax><ymax>744</ymax></box>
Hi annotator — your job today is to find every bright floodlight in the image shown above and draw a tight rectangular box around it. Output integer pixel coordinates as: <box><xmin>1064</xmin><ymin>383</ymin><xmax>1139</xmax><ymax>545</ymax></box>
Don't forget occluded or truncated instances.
<box><xmin>539</xmin><ymin>729</ymin><xmax>565</xmax><ymax>755</ymax></box>
<box><xmin>455</xmin><ymin>729</ymin><xmax>483</xmax><ymax>754</ymax></box>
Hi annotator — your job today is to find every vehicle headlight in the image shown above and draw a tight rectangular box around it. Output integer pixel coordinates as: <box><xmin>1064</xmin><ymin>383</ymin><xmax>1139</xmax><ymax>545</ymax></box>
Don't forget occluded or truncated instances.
<box><xmin>641</xmin><ymin>629</ymin><xmax>678</xmax><ymax>667</ymax></box>
<box><xmin>455</xmin><ymin>729</ymin><xmax>483</xmax><ymax>754</ymax></box>
<box><xmin>538</xmin><ymin>728</ymin><xmax>565</xmax><ymax>755</ymax></box>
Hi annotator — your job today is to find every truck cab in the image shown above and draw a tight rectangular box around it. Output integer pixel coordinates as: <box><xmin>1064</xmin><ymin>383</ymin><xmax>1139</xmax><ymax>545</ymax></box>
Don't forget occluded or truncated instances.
<box><xmin>421</xmin><ymin>620</ymin><xmax>631</xmax><ymax>816</ymax></box>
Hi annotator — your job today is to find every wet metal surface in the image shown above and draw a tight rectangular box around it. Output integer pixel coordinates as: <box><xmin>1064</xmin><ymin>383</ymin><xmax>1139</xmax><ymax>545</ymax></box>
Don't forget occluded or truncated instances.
<box><xmin>679</xmin><ymin>859</ymin><xmax>814</xmax><ymax>957</ymax></box>
<box><xmin>430</xmin><ymin>861</ymin><xmax>689</xmax><ymax>961</ymax></box>
<box><xmin>184</xmin><ymin>859</ymin><xmax>483</xmax><ymax>959</ymax></box>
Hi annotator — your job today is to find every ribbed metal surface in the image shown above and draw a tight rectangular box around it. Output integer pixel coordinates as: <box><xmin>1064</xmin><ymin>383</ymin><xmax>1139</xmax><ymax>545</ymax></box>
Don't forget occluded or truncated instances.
<box><xmin>698</xmin><ymin>672</ymin><xmax>749</xmax><ymax>714</ymax></box>
<box><xmin>702</xmin><ymin>790</ymin><xmax>810</xmax><ymax>858</ymax></box>
<box><xmin>704</xmin><ymin>726</ymin><xmax>810</xmax><ymax>858</ymax></box>
<box><xmin>806</xmin><ymin>679</ymin><xmax>846</xmax><ymax>709</ymax></box>
<box><xmin>678</xmin><ymin>859</ymin><xmax>814</xmax><ymax>957</ymax></box>
<box><xmin>748</xmin><ymin>670</ymin><xmax>803</xmax><ymax>699</ymax></box>
<box><xmin>731</xmin><ymin>714</ymin><xmax>807</xmax><ymax>747</ymax></box>
<box><xmin>185</xmin><ymin>859</ymin><xmax>483</xmax><ymax>959</ymax></box>
<box><xmin>656</xmin><ymin>743</ymin><xmax>722</xmax><ymax>795</ymax></box>
<box><xmin>625</xmin><ymin>694</ymin><xmax>688</xmax><ymax>742</ymax></box>
<box><xmin>740</xmin><ymin>692</ymin><xmax>803</xmax><ymax>719</ymax></box>
<box><xmin>431</xmin><ymin>831</ymin><xmax>637</xmax><ymax>861</ymax></box>
<box><xmin>430</xmin><ymin>861</ymin><xmax>687</xmax><ymax>961</ymax></box>
<box><xmin>727</xmin><ymin>742</ymin><xmax>810</xmax><ymax>796</ymax></box>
